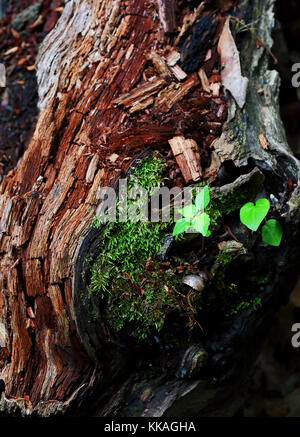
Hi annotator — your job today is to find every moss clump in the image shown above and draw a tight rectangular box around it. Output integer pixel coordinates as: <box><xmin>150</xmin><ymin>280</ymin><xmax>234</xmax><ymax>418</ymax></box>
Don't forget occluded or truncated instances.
<box><xmin>229</xmin><ymin>296</ymin><xmax>262</xmax><ymax>316</ymax></box>
<box><xmin>208</xmin><ymin>243</ymin><xmax>271</xmax><ymax>317</ymax></box>
<box><xmin>105</xmin><ymin>269</ymin><xmax>182</xmax><ymax>339</ymax></box>
<box><xmin>210</xmin><ymin>241</ymin><xmax>245</xmax><ymax>291</ymax></box>
<box><xmin>206</xmin><ymin>171</ymin><xmax>265</xmax><ymax>228</ymax></box>
<box><xmin>89</xmin><ymin>154</ymin><xmax>182</xmax><ymax>340</ymax></box>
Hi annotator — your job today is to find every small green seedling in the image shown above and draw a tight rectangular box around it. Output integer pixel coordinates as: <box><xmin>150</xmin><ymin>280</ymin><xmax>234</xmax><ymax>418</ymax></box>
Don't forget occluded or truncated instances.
<box><xmin>173</xmin><ymin>185</ymin><xmax>211</xmax><ymax>237</ymax></box>
<box><xmin>240</xmin><ymin>198</ymin><xmax>283</xmax><ymax>246</ymax></box>
<box><xmin>240</xmin><ymin>198</ymin><xmax>270</xmax><ymax>231</ymax></box>
<box><xmin>261</xmin><ymin>219</ymin><xmax>283</xmax><ymax>247</ymax></box>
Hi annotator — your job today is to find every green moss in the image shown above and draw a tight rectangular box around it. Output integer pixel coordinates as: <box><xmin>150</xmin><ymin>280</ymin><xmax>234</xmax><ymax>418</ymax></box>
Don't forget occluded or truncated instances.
<box><xmin>208</xmin><ymin>241</ymin><xmax>267</xmax><ymax>317</ymax></box>
<box><xmin>210</xmin><ymin>241</ymin><xmax>245</xmax><ymax>291</ymax></box>
<box><xmin>105</xmin><ymin>269</ymin><xmax>182</xmax><ymax>339</ymax></box>
<box><xmin>88</xmin><ymin>154</ymin><xmax>183</xmax><ymax>340</ymax></box>
<box><xmin>229</xmin><ymin>296</ymin><xmax>262</xmax><ymax>316</ymax></box>
<box><xmin>206</xmin><ymin>171</ymin><xmax>265</xmax><ymax>228</ymax></box>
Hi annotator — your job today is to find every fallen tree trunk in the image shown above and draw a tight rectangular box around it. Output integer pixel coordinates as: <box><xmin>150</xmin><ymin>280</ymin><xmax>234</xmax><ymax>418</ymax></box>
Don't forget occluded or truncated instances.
<box><xmin>0</xmin><ymin>0</ymin><xmax>300</xmax><ymax>417</ymax></box>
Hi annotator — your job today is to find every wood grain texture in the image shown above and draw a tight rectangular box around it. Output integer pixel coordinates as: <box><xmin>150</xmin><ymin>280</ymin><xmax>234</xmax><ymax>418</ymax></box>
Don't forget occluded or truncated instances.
<box><xmin>0</xmin><ymin>0</ymin><xmax>299</xmax><ymax>418</ymax></box>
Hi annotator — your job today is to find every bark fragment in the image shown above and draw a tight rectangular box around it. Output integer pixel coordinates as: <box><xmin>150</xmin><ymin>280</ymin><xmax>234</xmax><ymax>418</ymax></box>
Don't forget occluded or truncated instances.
<box><xmin>168</xmin><ymin>136</ymin><xmax>202</xmax><ymax>183</ymax></box>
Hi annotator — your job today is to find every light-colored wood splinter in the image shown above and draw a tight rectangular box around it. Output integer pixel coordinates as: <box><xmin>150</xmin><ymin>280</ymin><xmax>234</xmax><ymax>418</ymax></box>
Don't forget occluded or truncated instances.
<box><xmin>198</xmin><ymin>68</ymin><xmax>211</xmax><ymax>94</ymax></box>
<box><xmin>168</xmin><ymin>136</ymin><xmax>202</xmax><ymax>183</ymax></box>
<box><xmin>155</xmin><ymin>73</ymin><xmax>199</xmax><ymax>112</ymax></box>
<box><xmin>166</xmin><ymin>50</ymin><xmax>180</xmax><ymax>67</ymax></box>
<box><xmin>170</xmin><ymin>65</ymin><xmax>187</xmax><ymax>81</ymax></box>
<box><xmin>112</xmin><ymin>77</ymin><xmax>166</xmax><ymax>108</ymax></box>
<box><xmin>258</xmin><ymin>133</ymin><xmax>269</xmax><ymax>150</ymax></box>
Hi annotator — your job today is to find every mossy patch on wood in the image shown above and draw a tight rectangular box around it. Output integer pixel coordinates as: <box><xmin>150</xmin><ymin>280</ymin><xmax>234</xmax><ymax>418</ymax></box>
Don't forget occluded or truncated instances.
<box><xmin>89</xmin><ymin>155</ymin><xmax>184</xmax><ymax>340</ymax></box>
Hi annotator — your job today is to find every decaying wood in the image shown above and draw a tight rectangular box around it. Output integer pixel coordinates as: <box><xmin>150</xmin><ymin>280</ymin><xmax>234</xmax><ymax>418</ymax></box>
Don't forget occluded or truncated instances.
<box><xmin>169</xmin><ymin>64</ymin><xmax>188</xmax><ymax>81</ymax></box>
<box><xmin>147</xmin><ymin>51</ymin><xmax>170</xmax><ymax>76</ymax></box>
<box><xmin>166</xmin><ymin>50</ymin><xmax>180</xmax><ymax>67</ymax></box>
<box><xmin>168</xmin><ymin>136</ymin><xmax>202</xmax><ymax>183</ymax></box>
<box><xmin>198</xmin><ymin>68</ymin><xmax>211</xmax><ymax>94</ymax></box>
<box><xmin>154</xmin><ymin>73</ymin><xmax>199</xmax><ymax>112</ymax></box>
<box><xmin>174</xmin><ymin>2</ymin><xmax>205</xmax><ymax>46</ymax></box>
<box><xmin>156</xmin><ymin>0</ymin><xmax>176</xmax><ymax>34</ymax></box>
<box><xmin>0</xmin><ymin>0</ymin><xmax>299</xmax><ymax>419</ymax></box>
<box><xmin>112</xmin><ymin>77</ymin><xmax>166</xmax><ymax>109</ymax></box>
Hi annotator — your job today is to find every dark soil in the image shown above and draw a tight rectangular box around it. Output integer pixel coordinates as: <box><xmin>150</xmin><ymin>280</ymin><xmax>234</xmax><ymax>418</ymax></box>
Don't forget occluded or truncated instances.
<box><xmin>0</xmin><ymin>0</ymin><xmax>62</xmax><ymax>182</ymax></box>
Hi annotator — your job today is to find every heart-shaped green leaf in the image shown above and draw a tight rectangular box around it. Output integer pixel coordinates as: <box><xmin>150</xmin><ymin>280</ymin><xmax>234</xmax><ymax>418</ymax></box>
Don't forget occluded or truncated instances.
<box><xmin>261</xmin><ymin>219</ymin><xmax>283</xmax><ymax>246</ymax></box>
<box><xmin>181</xmin><ymin>204</ymin><xmax>197</xmax><ymax>218</ymax></box>
<box><xmin>240</xmin><ymin>198</ymin><xmax>270</xmax><ymax>231</ymax></box>
<box><xmin>195</xmin><ymin>185</ymin><xmax>210</xmax><ymax>211</ymax></box>
<box><xmin>173</xmin><ymin>218</ymin><xmax>191</xmax><ymax>236</ymax></box>
<box><xmin>192</xmin><ymin>212</ymin><xmax>210</xmax><ymax>236</ymax></box>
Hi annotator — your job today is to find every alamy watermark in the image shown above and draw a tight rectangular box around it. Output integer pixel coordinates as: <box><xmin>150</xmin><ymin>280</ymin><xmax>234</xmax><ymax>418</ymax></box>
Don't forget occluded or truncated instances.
<box><xmin>291</xmin><ymin>323</ymin><xmax>300</xmax><ymax>348</ymax></box>
<box><xmin>291</xmin><ymin>63</ymin><xmax>300</xmax><ymax>88</ymax></box>
<box><xmin>95</xmin><ymin>179</ymin><xmax>204</xmax><ymax>232</ymax></box>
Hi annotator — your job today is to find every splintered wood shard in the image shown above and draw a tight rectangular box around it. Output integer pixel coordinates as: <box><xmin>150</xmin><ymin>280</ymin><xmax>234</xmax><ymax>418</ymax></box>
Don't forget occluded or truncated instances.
<box><xmin>112</xmin><ymin>77</ymin><xmax>166</xmax><ymax>109</ymax></box>
<box><xmin>168</xmin><ymin>136</ymin><xmax>202</xmax><ymax>183</ymax></box>
<box><xmin>170</xmin><ymin>65</ymin><xmax>187</xmax><ymax>81</ymax></box>
<box><xmin>174</xmin><ymin>2</ymin><xmax>205</xmax><ymax>46</ymax></box>
<box><xmin>147</xmin><ymin>51</ymin><xmax>169</xmax><ymax>76</ymax></box>
<box><xmin>155</xmin><ymin>73</ymin><xmax>199</xmax><ymax>112</ymax></box>
<box><xmin>198</xmin><ymin>68</ymin><xmax>210</xmax><ymax>93</ymax></box>
<box><xmin>157</xmin><ymin>0</ymin><xmax>176</xmax><ymax>33</ymax></box>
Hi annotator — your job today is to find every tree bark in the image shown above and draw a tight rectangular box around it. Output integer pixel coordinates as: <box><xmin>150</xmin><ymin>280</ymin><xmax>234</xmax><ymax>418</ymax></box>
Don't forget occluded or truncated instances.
<box><xmin>0</xmin><ymin>0</ymin><xmax>300</xmax><ymax>417</ymax></box>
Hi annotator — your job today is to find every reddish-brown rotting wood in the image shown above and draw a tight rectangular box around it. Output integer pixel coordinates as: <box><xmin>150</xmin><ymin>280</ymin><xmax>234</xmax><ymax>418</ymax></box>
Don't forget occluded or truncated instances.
<box><xmin>154</xmin><ymin>73</ymin><xmax>200</xmax><ymax>112</ymax></box>
<box><xmin>0</xmin><ymin>0</ymin><xmax>165</xmax><ymax>411</ymax></box>
<box><xmin>147</xmin><ymin>51</ymin><xmax>171</xmax><ymax>77</ymax></box>
<box><xmin>156</xmin><ymin>0</ymin><xmax>176</xmax><ymax>34</ymax></box>
<box><xmin>0</xmin><ymin>0</ymin><xmax>227</xmax><ymax>413</ymax></box>
<box><xmin>24</xmin><ymin>259</ymin><xmax>45</xmax><ymax>297</ymax></box>
<box><xmin>0</xmin><ymin>0</ymin><xmax>64</xmax><ymax>181</ymax></box>
<box><xmin>112</xmin><ymin>77</ymin><xmax>167</xmax><ymax>109</ymax></box>
<box><xmin>174</xmin><ymin>2</ymin><xmax>205</xmax><ymax>45</ymax></box>
<box><xmin>168</xmin><ymin>136</ymin><xmax>202</xmax><ymax>183</ymax></box>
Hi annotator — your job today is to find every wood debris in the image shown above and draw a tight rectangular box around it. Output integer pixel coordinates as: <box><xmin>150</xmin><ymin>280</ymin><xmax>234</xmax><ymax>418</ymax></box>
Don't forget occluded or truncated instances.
<box><xmin>11</xmin><ymin>28</ymin><xmax>20</xmax><ymax>39</ymax></box>
<box><xmin>258</xmin><ymin>133</ymin><xmax>269</xmax><ymax>150</ymax></box>
<box><xmin>168</xmin><ymin>136</ymin><xmax>202</xmax><ymax>183</ymax></box>
<box><xmin>147</xmin><ymin>51</ymin><xmax>169</xmax><ymax>76</ymax></box>
<box><xmin>4</xmin><ymin>46</ymin><xmax>18</xmax><ymax>57</ymax></box>
<box><xmin>156</xmin><ymin>0</ymin><xmax>176</xmax><ymax>34</ymax></box>
<box><xmin>26</xmin><ymin>307</ymin><xmax>35</xmax><ymax>319</ymax></box>
<box><xmin>218</xmin><ymin>241</ymin><xmax>227</xmax><ymax>251</ymax></box>
<box><xmin>169</xmin><ymin>65</ymin><xmax>187</xmax><ymax>81</ymax></box>
<box><xmin>198</xmin><ymin>68</ymin><xmax>211</xmax><ymax>93</ymax></box>
<box><xmin>108</xmin><ymin>153</ymin><xmax>119</xmax><ymax>163</ymax></box>
<box><xmin>174</xmin><ymin>2</ymin><xmax>205</xmax><ymax>45</ymax></box>
<box><xmin>112</xmin><ymin>77</ymin><xmax>166</xmax><ymax>109</ymax></box>
<box><xmin>28</xmin><ymin>14</ymin><xmax>44</xmax><ymax>29</ymax></box>
<box><xmin>129</xmin><ymin>96</ymin><xmax>155</xmax><ymax>113</ymax></box>
<box><xmin>86</xmin><ymin>154</ymin><xmax>100</xmax><ymax>183</ymax></box>
<box><xmin>210</xmin><ymin>82</ymin><xmax>220</xmax><ymax>97</ymax></box>
<box><xmin>166</xmin><ymin>50</ymin><xmax>180</xmax><ymax>67</ymax></box>
<box><xmin>155</xmin><ymin>73</ymin><xmax>199</xmax><ymax>112</ymax></box>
